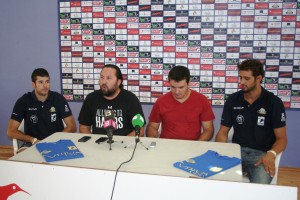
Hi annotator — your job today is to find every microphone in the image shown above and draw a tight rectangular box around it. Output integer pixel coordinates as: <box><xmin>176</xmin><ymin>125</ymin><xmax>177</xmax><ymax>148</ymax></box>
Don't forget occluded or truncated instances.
<box><xmin>103</xmin><ymin>109</ymin><xmax>117</xmax><ymax>144</ymax></box>
<box><xmin>124</xmin><ymin>113</ymin><xmax>148</xmax><ymax>150</ymax></box>
<box><xmin>131</xmin><ymin>114</ymin><xmax>144</xmax><ymax>138</ymax></box>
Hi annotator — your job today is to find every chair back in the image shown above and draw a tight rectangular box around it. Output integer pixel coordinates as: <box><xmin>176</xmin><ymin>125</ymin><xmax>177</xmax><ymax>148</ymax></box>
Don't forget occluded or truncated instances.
<box><xmin>13</xmin><ymin>120</ymin><xmax>25</xmax><ymax>155</ymax></box>
<box><xmin>270</xmin><ymin>152</ymin><xmax>283</xmax><ymax>185</ymax></box>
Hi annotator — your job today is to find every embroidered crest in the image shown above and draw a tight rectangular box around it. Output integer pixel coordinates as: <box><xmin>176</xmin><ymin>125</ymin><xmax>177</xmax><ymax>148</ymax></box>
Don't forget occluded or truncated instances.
<box><xmin>49</xmin><ymin>107</ymin><xmax>56</xmax><ymax>113</ymax></box>
<box><xmin>257</xmin><ymin>108</ymin><xmax>267</xmax><ymax>115</ymax></box>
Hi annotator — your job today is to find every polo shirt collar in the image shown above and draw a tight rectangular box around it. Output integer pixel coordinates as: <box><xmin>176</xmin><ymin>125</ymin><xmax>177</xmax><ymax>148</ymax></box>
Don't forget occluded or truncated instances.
<box><xmin>238</xmin><ymin>86</ymin><xmax>266</xmax><ymax>106</ymax></box>
<box><xmin>31</xmin><ymin>90</ymin><xmax>52</xmax><ymax>103</ymax></box>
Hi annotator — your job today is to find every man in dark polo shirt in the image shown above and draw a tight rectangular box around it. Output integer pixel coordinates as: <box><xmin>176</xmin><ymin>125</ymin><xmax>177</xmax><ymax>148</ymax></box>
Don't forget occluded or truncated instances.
<box><xmin>215</xmin><ymin>59</ymin><xmax>287</xmax><ymax>184</ymax></box>
<box><xmin>7</xmin><ymin>68</ymin><xmax>77</xmax><ymax>153</ymax></box>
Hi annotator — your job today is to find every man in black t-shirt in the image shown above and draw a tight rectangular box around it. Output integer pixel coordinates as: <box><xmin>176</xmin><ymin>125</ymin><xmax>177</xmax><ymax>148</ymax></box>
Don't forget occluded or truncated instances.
<box><xmin>215</xmin><ymin>59</ymin><xmax>287</xmax><ymax>184</ymax></box>
<box><xmin>78</xmin><ymin>64</ymin><xmax>145</xmax><ymax>136</ymax></box>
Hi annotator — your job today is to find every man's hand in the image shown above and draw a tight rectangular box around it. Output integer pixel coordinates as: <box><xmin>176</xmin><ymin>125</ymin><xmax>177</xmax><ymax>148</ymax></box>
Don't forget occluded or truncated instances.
<box><xmin>254</xmin><ymin>152</ymin><xmax>276</xmax><ymax>177</ymax></box>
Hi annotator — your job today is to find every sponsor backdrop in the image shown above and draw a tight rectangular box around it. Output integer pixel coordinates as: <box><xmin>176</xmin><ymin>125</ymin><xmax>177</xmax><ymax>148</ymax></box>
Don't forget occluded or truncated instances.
<box><xmin>58</xmin><ymin>0</ymin><xmax>300</xmax><ymax>108</ymax></box>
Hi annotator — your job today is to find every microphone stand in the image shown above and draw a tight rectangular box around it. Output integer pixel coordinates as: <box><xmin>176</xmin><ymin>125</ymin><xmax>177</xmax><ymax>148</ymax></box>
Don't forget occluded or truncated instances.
<box><xmin>124</xmin><ymin>126</ymin><xmax>148</xmax><ymax>150</ymax></box>
<box><xmin>107</xmin><ymin>128</ymin><xmax>114</xmax><ymax>151</ymax></box>
<box><xmin>104</xmin><ymin>129</ymin><xmax>124</xmax><ymax>151</ymax></box>
<box><xmin>107</xmin><ymin>137</ymin><xmax>114</xmax><ymax>151</ymax></box>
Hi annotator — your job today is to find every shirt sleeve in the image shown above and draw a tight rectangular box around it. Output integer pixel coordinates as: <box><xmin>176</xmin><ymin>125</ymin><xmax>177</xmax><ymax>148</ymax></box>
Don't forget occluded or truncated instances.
<box><xmin>127</xmin><ymin>92</ymin><xmax>147</xmax><ymax>126</ymax></box>
<box><xmin>220</xmin><ymin>97</ymin><xmax>233</xmax><ymax>127</ymax></box>
<box><xmin>148</xmin><ymin>100</ymin><xmax>161</xmax><ymax>123</ymax></box>
<box><xmin>200</xmin><ymin>96</ymin><xmax>215</xmax><ymax>121</ymax></box>
<box><xmin>56</xmin><ymin>94</ymin><xmax>73</xmax><ymax>119</ymax></box>
<box><xmin>78</xmin><ymin>94</ymin><xmax>93</xmax><ymax>126</ymax></box>
<box><xmin>271</xmin><ymin>97</ymin><xmax>286</xmax><ymax>129</ymax></box>
<box><xmin>10</xmin><ymin>96</ymin><xmax>26</xmax><ymax>123</ymax></box>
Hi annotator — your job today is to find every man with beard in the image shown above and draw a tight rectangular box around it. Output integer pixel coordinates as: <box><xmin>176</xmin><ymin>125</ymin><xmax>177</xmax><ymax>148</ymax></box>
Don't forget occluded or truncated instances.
<box><xmin>78</xmin><ymin>64</ymin><xmax>145</xmax><ymax>136</ymax></box>
<box><xmin>7</xmin><ymin>68</ymin><xmax>76</xmax><ymax>153</ymax></box>
<box><xmin>215</xmin><ymin>59</ymin><xmax>287</xmax><ymax>184</ymax></box>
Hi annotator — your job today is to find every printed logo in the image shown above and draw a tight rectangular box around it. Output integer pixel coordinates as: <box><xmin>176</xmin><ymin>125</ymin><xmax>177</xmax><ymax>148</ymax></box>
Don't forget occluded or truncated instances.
<box><xmin>236</xmin><ymin>115</ymin><xmax>244</xmax><ymax>125</ymax></box>
<box><xmin>257</xmin><ymin>116</ymin><xmax>265</xmax><ymax>126</ymax></box>
<box><xmin>281</xmin><ymin>113</ymin><xmax>286</xmax><ymax>122</ymax></box>
<box><xmin>30</xmin><ymin>115</ymin><xmax>38</xmax><ymax>123</ymax></box>
<box><xmin>65</xmin><ymin>105</ymin><xmax>70</xmax><ymax>112</ymax></box>
<box><xmin>0</xmin><ymin>183</ymin><xmax>30</xmax><ymax>199</ymax></box>
<box><xmin>51</xmin><ymin>114</ymin><xmax>57</xmax><ymax>122</ymax></box>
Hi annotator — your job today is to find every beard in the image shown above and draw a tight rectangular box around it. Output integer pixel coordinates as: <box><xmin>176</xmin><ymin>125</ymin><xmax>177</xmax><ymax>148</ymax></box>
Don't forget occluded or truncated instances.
<box><xmin>101</xmin><ymin>84</ymin><xmax>118</xmax><ymax>97</ymax></box>
<box><xmin>242</xmin><ymin>84</ymin><xmax>256</xmax><ymax>93</ymax></box>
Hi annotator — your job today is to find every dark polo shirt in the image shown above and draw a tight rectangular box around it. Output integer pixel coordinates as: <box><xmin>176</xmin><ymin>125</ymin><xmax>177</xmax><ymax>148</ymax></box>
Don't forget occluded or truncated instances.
<box><xmin>221</xmin><ymin>87</ymin><xmax>286</xmax><ymax>151</ymax></box>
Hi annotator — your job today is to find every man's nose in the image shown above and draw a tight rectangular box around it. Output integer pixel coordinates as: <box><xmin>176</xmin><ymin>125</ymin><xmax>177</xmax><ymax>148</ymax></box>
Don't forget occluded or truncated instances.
<box><xmin>240</xmin><ymin>78</ymin><xmax>245</xmax><ymax>84</ymax></box>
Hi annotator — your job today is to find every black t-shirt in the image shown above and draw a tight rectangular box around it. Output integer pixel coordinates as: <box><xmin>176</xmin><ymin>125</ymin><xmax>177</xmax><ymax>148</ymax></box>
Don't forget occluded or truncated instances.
<box><xmin>10</xmin><ymin>91</ymin><xmax>73</xmax><ymax>140</ymax></box>
<box><xmin>221</xmin><ymin>87</ymin><xmax>286</xmax><ymax>151</ymax></box>
<box><xmin>78</xmin><ymin>89</ymin><xmax>145</xmax><ymax>136</ymax></box>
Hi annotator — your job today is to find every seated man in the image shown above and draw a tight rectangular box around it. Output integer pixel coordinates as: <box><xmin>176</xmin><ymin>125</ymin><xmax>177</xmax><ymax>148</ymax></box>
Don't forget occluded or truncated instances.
<box><xmin>7</xmin><ymin>68</ymin><xmax>77</xmax><ymax>153</ymax></box>
<box><xmin>146</xmin><ymin>65</ymin><xmax>215</xmax><ymax>141</ymax></box>
<box><xmin>215</xmin><ymin>59</ymin><xmax>287</xmax><ymax>184</ymax></box>
<box><xmin>78</xmin><ymin>64</ymin><xmax>145</xmax><ymax>136</ymax></box>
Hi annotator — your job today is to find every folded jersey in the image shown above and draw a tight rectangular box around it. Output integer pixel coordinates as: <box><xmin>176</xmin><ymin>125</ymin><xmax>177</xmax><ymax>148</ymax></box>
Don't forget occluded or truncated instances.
<box><xmin>36</xmin><ymin>139</ymin><xmax>84</xmax><ymax>162</ymax></box>
<box><xmin>173</xmin><ymin>150</ymin><xmax>241</xmax><ymax>178</ymax></box>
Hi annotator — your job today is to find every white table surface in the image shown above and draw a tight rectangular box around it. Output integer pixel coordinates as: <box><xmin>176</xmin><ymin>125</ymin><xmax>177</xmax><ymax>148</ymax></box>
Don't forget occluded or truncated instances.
<box><xmin>10</xmin><ymin>132</ymin><xmax>243</xmax><ymax>182</ymax></box>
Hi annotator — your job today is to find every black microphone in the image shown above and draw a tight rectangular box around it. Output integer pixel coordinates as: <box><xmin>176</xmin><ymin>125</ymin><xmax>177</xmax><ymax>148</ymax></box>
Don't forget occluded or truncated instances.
<box><xmin>104</xmin><ymin>110</ymin><xmax>117</xmax><ymax>145</ymax></box>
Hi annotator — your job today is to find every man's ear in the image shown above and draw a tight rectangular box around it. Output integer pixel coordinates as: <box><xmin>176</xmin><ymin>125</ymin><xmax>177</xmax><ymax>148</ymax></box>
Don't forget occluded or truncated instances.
<box><xmin>256</xmin><ymin>75</ymin><xmax>263</xmax><ymax>83</ymax></box>
<box><xmin>117</xmin><ymin>79</ymin><xmax>122</xmax><ymax>87</ymax></box>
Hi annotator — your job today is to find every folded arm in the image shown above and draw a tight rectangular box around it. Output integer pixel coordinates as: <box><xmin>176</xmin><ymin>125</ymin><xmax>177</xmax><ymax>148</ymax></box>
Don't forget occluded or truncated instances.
<box><xmin>215</xmin><ymin>125</ymin><xmax>231</xmax><ymax>142</ymax></box>
<box><xmin>146</xmin><ymin>122</ymin><xmax>160</xmax><ymax>138</ymax></box>
<box><xmin>79</xmin><ymin>124</ymin><xmax>92</xmax><ymax>134</ymax></box>
<box><xmin>62</xmin><ymin>115</ymin><xmax>77</xmax><ymax>133</ymax></box>
<box><xmin>198</xmin><ymin>120</ymin><xmax>214</xmax><ymax>141</ymax></box>
<box><xmin>7</xmin><ymin>119</ymin><xmax>37</xmax><ymax>144</ymax></box>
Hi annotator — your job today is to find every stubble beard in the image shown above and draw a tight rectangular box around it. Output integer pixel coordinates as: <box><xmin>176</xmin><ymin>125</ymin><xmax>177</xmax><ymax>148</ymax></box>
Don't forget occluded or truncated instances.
<box><xmin>243</xmin><ymin>84</ymin><xmax>256</xmax><ymax>93</ymax></box>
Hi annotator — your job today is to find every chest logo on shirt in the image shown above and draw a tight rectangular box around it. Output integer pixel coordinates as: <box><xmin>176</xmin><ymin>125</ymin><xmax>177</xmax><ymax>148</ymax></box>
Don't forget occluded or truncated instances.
<box><xmin>30</xmin><ymin>115</ymin><xmax>38</xmax><ymax>123</ymax></box>
<box><xmin>257</xmin><ymin>116</ymin><xmax>265</xmax><ymax>126</ymax></box>
<box><xmin>51</xmin><ymin>114</ymin><xmax>57</xmax><ymax>122</ymax></box>
<box><xmin>49</xmin><ymin>107</ymin><xmax>56</xmax><ymax>113</ymax></box>
<box><xmin>257</xmin><ymin>108</ymin><xmax>267</xmax><ymax>115</ymax></box>
<box><xmin>236</xmin><ymin>115</ymin><xmax>244</xmax><ymax>124</ymax></box>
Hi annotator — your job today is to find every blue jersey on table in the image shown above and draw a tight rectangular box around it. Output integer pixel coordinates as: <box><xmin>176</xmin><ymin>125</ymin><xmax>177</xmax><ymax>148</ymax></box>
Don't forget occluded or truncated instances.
<box><xmin>36</xmin><ymin>139</ymin><xmax>84</xmax><ymax>162</ymax></box>
<box><xmin>173</xmin><ymin>150</ymin><xmax>241</xmax><ymax>178</ymax></box>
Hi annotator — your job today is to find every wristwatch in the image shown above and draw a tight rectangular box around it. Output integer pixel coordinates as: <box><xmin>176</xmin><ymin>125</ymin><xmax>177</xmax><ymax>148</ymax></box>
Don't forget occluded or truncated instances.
<box><xmin>267</xmin><ymin>150</ymin><xmax>277</xmax><ymax>158</ymax></box>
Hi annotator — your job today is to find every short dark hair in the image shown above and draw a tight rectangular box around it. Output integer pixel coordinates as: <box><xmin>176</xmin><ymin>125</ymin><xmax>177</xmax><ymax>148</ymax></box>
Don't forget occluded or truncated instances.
<box><xmin>102</xmin><ymin>64</ymin><xmax>124</xmax><ymax>89</ymax></box>
<box><xmin>168</xmin><ymin>65</ymin><xmax>190</xmax><ymax>84</ymax></box>
<box><xmin>31</xmin><ymin>68</ymin><xmax>50</xmax><ymax>82</ymax></box>
<box><xmin>238</xmin><ymin>59</ymin><xmax>265</xmax><ymax>80</ymax></box>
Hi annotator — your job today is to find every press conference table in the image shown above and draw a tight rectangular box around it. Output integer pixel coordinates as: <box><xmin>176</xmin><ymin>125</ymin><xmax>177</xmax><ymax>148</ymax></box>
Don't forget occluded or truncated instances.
<box><xmin>10</xmin><ymin>132</ymin><xmax>243</xmax><ymax>182</ymax></box>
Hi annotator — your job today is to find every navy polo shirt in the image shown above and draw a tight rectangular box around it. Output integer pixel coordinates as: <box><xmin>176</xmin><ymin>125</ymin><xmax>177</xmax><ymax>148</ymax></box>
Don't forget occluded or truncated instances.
<box><xmin>221</xmin><ymin>87</ymin><xmax>286</xmax><ymax>151</ymax></box>
<box><xmin>10</xmin><ymin>91</ymin><xmax>73</xmax><ymax>140</ymax></box>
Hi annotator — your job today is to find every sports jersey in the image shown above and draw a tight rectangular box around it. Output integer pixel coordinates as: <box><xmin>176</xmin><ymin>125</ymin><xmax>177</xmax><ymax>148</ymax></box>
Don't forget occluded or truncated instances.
<box><xmin>10</xmin><ymin>91</ymin><xmax>73</xmax><ymax>140</ymax></box>
<box><xmin>149</xmin><ymin>90</ymin><xmax>215</xmax><ymax>140</ymax></box>
<box><xmin>78</xmin><ymin>89</ymin><xmax>145</xmax><ymax>136</ymax></box>
<box><xmin>221</xmin><ymin>87</ymin><xmax>286</xmax><ymax>151</ymax></box>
